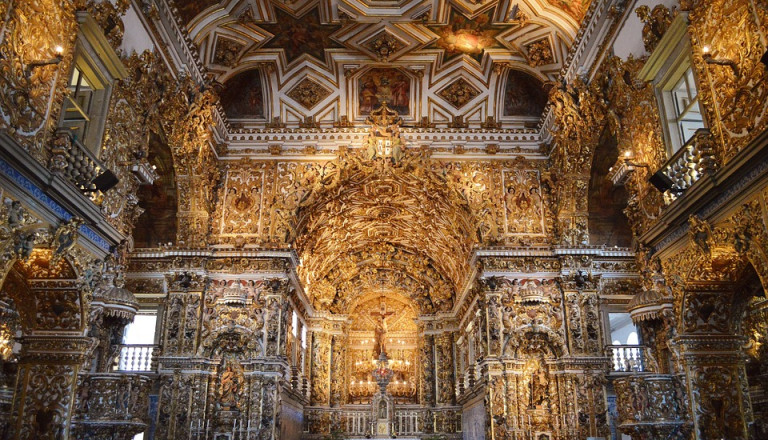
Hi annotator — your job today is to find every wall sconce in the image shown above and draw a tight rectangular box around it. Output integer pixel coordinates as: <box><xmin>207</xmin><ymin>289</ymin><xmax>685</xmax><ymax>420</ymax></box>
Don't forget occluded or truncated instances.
<box><xmin>701</xmin><ymin>45</ymin><xmax>740</xmax><ymax>76</ymax></box>
<box><xmin>607</xmin><ymin>151</ymin><xmax>649</xmax><ymax>186</ymax></box>
<box><xmin>24</xmin><ymin>45</ymin><xmax>64</xmax><ymax>79</ymax></box>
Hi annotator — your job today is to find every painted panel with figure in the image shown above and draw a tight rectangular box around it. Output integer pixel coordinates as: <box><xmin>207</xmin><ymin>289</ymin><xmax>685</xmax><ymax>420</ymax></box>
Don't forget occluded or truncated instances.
<box><xmin>220</xmin><ymin>69</ymin><xmax>265</xmax><ymax>119</ymax></box>
<box><xmin>503</xmin><ymin>169</ymin><xmax>546</xmax><ymax>235</ymax></box>
<box><xmin>503</xmin><ymin>70</ymin><xmax>548</xmax><ymax>117</ymax></box>
<box><xmin>358</xmin><ymin>68</ymin><xmax>411</xmax><ymax>116</ymax></box>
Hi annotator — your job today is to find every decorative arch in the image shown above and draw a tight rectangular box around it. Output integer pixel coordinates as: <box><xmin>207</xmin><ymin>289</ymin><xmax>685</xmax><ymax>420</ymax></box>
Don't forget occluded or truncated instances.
<box><xmin>1</xmin><ymin>249</ymin><xmax>85</xmax><ymax>334</ymax></box>
<box><xmin>133</xmin><ymin>131</ymin><xmax>178</xmax><ymax>248</ymax></box>
<box><xmin>666</xmin><ymin>214</ymin><xmax>768</xmax><ymax>336</ymax></box>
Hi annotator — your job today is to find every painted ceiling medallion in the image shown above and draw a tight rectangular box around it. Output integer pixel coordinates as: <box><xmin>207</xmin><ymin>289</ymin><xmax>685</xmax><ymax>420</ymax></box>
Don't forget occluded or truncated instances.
<box><xmin>287</xmin><ymin>77</ymin><xmax>332</xmax><ymax>110</ymax></box>
<box><xmin>438</xmin><ymin>78</ymin><xmax>481</xmax><ymax>109</ymax></box>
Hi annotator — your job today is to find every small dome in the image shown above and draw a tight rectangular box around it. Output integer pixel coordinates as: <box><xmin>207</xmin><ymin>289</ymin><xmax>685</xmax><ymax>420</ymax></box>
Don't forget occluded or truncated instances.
<box><xmin>92</xmin><ymin>272</ymin><xmax>139</xmax><ymax>320</ymax></box>
<box><xmin>628</xmin><ymin>289</ymin><xmax>672</xmax><ymax>323</ymax></box>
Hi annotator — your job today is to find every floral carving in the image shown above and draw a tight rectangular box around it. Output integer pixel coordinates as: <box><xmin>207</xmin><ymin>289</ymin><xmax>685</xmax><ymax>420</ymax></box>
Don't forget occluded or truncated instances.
<box><xmin>286</xmin><ymin>77</ymin><xmax>332</xmax><ymax>110</ymax></box>
<box><xmin>437</xmin><ymin>78</ymin><xmax>481</xmax><ymax>109</ymax></box>
<box><xmin>526</xmin><ymin>39</ymin><xmax>554</xmax><ymax>67</ymax></box>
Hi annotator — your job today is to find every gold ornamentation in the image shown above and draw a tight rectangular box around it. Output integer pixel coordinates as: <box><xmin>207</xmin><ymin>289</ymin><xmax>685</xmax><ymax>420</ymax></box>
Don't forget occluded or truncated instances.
<box><xmin>635</xmin><ymin>5</ymin><xmax>674</xmax><ymax>54</ymax></box>
<box><xmin>286</xmin><ymin>77</ymin><xmax>332</xmax><ymax>110</ymax></box>
<box><xmin>526</xmin><ymin>39</ymin><xmax>554</xmax><ymax>67</ymax></box>
<box><xmin>437</xmin><ymin>78</ymin><xmax>481</xmax><ymax>109</ymax></box>
<box><xmin>212</xmin><ymin>37</ymin><xmax>244</xmax><ymax>68</ymax></box>
<box><xmin>364</xmin><ymin>31</ymin><xmax>405</xmax><ymax>61</ymax></box>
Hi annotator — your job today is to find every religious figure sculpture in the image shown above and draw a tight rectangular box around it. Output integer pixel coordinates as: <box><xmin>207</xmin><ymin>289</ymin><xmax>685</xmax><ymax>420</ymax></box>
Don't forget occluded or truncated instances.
<box><xmin>371</xmin><ymin>298</ymin><xmax>393</xmax><ymax>357</ymax></box>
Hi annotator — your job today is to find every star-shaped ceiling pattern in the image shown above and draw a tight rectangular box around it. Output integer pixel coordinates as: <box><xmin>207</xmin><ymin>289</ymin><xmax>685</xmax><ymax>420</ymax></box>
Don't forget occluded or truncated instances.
<box><xmin>256</xmin><ymin>6</ymin><xmax>342</xmax><ymax>65</ymax></box>
<box><xmin>427</xmin><ymin>7</ymin><xmax>509</xmax><ymax>63</ymax></box>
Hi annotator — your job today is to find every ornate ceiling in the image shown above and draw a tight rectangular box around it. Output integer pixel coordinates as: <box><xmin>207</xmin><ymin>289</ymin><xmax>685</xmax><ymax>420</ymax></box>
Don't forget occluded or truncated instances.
<box><xmin>169</xmin><ymin>0</ymin><xmax>589</xmax><ymax>126</ymax></box>
<box><xmin>294</xmin><ymin>152</ymin><xmax>476</xmax><ymax>314</ymax></box>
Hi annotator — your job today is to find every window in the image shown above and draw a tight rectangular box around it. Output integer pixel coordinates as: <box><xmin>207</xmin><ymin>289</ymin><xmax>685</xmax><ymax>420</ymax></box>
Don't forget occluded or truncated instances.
<box><xmin>60</xmin><ymin>61</ymin><xmax>110</xmax><ymax>151</ymax></box>
<box><xmin>123</xmin><ymin>313</ymin><xmax>158</xmax><ymax>345</ymax></box>
<box><xmin>661</xmin><ymin>66</ymin><xmax>705</xmax><ymax>151</ymax></box>
<box><xmin>639</xmin><ymin>13</ymin><xmax>706</xmax><ymax>155</ymax></box>
<box><xmin>59</xmin><ymin>12</ymin><xmax>128</xmax><ymax>154</ymax></box>
<box><xmin>608</xmin><ymin>313</ymin><xmax>639</xmax><ymax>345</ymax></box>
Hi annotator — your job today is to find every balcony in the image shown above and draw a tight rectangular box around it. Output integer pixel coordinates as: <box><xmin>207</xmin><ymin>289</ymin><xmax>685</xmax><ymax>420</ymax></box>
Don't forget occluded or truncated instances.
<box><xmin>49</xmin><ymin>129</ymin><xmax>118</xmax><ymax>203</ymax></box>
<box><xmin>651</xmin><ymin>129</ymin><xmax>718</xmax><ymax>204</ymax></box>
<box><xmin>71</xmin><ymin>372</ymin><xmax>152</xmax><ymax>439</ymax></box>
<box><xmin>115</xmin><ymin>344</ymin><xmax>158</xmax><ymax>372</ymax></box>
<box><xmin>606</xmin><ymin>345</ymin><xmax>658</xmax><ymax>373</ymax></box>
<box><xmin>613</xmin><ymin>374</ymin><xmax>691</xmax><ymax>438</ymax></box>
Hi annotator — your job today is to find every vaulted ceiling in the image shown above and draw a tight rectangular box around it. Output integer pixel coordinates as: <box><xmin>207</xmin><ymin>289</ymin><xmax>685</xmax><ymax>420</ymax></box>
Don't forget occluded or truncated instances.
<box><xmin>294</xmin><ymin>156</ymin><xmax>476</xmax><ymax>315</ymax></box>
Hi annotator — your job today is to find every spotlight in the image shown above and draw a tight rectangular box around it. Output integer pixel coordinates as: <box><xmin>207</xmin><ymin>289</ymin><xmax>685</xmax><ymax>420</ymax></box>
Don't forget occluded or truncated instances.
<box><xmin>90</xmin><ymin>170</ymin><xmax>119</xmax><ymax>193</ymax></box>
<box><xmin>649</xmin><ymin>170</ymin><xmax>674</xmax><ymax>192</ymax></box>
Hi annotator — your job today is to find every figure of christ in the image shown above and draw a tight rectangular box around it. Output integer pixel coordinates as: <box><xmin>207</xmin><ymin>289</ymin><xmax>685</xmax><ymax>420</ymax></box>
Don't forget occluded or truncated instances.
<box><xmin>371</xmin><ymin>298</ymin><xmax>395</xmax><ymax>356</ymax></box>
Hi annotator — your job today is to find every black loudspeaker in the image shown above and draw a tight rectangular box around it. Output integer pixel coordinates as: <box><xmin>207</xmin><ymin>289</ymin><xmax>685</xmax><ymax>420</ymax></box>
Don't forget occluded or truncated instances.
<box><xmin>91</xmin><ymin>170</ymin><xmax>119</xmax><ymax>192</ymax></box>
<box><xmin>649</xmin><ymin>170</ymin><xmax>675</xmax><ymax>192</ymax></box>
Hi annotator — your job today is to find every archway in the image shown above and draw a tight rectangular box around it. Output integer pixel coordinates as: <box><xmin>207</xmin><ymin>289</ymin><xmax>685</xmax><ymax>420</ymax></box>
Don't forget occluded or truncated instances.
<box><xmin>0</xmin><ymin>248</ymin><xmax>92</xmax><ymax>439</ymax></box>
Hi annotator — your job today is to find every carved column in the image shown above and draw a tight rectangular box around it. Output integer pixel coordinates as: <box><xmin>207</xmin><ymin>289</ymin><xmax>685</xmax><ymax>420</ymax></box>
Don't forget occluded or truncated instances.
<box><xmin>309</xmin><ymin>330</ymin><xmax>331</xmax><ymax>406</ymax></box>
<box><xmin>435</xmin><ymin>332</ymin><xmax>455</xmax><ymax>405</ymax></box>
<box><xmin>676</xmin><ymin>335</ymin><xmax>751</xmax><ymax>439</ymax></box>
<box><xmin>484</xmin><ymin>284</ymin><xmax>503</xmax><ymax>357</ymax></box>
<box><xmin>329</xmin><ymin>333</ymin><xmax>345</xmax><ymax>407</ymax></box>
<box><xmin>10</xmin><ymin>335</ymin><xmax>92</xmax><ymax>440</ymax></box>
<box><xmin>419</xmin><ymin>331</ymin><xmax>436</xmax><ymax>408</ymax></box>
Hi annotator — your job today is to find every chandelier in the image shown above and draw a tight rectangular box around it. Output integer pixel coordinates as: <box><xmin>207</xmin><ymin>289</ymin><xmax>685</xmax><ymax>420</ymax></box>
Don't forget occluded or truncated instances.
<box><xmin>371</xmin><ymin>351</ymin><xmax>394</xmax><ymax>394</ymax></box>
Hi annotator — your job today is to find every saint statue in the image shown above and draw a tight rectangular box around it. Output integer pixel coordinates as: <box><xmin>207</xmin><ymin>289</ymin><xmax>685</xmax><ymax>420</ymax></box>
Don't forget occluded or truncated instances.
<box><xmin>378</xmin><ymin>400</ymin><xmax>387</xmax><ymax>419</ymax></box>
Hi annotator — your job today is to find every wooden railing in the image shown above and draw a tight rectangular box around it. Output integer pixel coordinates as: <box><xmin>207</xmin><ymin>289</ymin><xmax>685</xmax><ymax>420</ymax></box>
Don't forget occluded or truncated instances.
<box><xmin>655</xmin><ymin>128</ymin><xmax>718</xmax><ymax>203</ymax></box>
<box><xmin>49</xmin><ymin>129</ymin><xmax>117</xmax><ymax>201</ymax></box>
<box><xmin>606</xmin><ymin>345</ymin><xmax>657</xmax><ymax>373</ymax></box>
<box><xmin>115</xmin><ymin>344</ymin><xmax>158</xmax><ymax>372</ymax></box>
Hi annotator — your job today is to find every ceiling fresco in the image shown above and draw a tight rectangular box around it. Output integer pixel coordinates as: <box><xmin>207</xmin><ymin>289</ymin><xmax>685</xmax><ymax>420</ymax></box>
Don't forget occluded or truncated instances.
<box><xmin>426</xmin><ymin>6</ymin><xmax>508</xmax><ymax>63</ymax></box>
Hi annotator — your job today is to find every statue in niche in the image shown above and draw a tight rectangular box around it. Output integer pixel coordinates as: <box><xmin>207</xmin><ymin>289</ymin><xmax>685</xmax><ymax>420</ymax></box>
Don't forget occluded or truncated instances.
<box><xmin>218</xmin><ymin>359</ymin><xmax>243</xmax><ymax>410</ymax></box>
<box><xmin>529</xmin><ymin>366</ymin><xmax>550</xmax><ymax>409</ymax></box>
<box><xmin>378</xmin><ymin>400</ymin><xmax>387</xmax><ymax>419</ymax></box>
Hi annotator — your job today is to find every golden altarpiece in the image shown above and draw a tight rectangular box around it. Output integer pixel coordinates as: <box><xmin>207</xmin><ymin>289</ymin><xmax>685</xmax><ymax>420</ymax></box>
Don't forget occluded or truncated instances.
<box><xmin>0</xmin><ymin>0</ymin><xmax>767</xmax><ymax>440</ymax></box>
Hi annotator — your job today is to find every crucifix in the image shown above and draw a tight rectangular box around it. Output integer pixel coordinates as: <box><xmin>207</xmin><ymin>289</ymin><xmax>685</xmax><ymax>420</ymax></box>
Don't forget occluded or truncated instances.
<box><xmin>371</xmin><ymin>297</ymin><xmax>394</xmax><ymax>357</ymax></box>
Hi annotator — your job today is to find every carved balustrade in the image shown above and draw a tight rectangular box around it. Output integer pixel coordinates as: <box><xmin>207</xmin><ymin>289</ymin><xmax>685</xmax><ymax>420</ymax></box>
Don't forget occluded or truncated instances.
<box><xmin>613</xmin><ymin>374</ymin><xmax>691</xmax><ymax>439</ymax></box>
<box><xmin>606</xmin><ymin>345</ymin><xmax>658</xmax><ymax>373</ymax></box>
<box><xmin>49</xmin><ymin>129</ymin><xmax>117</xmax><ymax>201</ymax></box>
<box><xmin>115</xmin><ymin>344</ymin><xmax>158</xmax><ymax>372</ymax></box>
<box><xmin>71</xmin><ymin>373</ymin><xmax>152</xmax><ymax>440</ymax></box>
<box><xmin>304</xmin><ymin>406</ymin><xmax>460</xmax><ymax>437</ymax></box>
<box><xmin>655</xmin><ymin>129</ymin><xmax>718</xmax><ymax>203</ymax></box>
